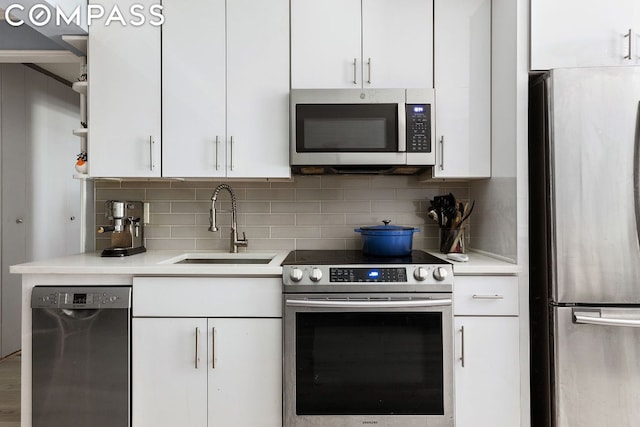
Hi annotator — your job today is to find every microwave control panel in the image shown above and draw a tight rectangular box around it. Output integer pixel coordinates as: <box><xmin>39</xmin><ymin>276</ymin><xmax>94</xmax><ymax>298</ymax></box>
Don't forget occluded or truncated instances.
<box><xmin>406</xmin><ymin>104</ymin><xmax>431</xmax><ymax>152</ymax></box>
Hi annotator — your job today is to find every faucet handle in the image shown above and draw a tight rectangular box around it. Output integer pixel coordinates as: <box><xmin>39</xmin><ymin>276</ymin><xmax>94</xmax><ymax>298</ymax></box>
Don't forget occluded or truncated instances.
<box><xmin>237</xmin><ymin>232</ymin><xmax>249</xmax><ymax>247</ymax></box>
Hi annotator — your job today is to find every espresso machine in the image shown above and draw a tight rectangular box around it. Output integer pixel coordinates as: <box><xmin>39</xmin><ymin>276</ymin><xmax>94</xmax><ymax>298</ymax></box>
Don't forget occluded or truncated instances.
<box><xmin>97</xmin><ymin>200</ymin><xmax>146</xmax><ymax>257</ymax></box>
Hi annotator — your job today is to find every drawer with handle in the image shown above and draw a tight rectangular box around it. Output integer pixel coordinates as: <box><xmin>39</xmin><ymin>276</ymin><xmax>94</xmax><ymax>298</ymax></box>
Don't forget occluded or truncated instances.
<box><xmin>453</xmin><ymin>275</ymin><xmax>518</xmax><ymax>316</ymax></box>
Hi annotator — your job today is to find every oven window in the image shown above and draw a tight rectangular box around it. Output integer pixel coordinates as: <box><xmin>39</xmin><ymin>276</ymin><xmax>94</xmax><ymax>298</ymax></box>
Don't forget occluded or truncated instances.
<box><xmin>295</xmin><ymin>104</ymin><xmax>398</xmax><ymax>152</ymax></box>
<box><xmin>295</xmin><ymin>312</ymin><xmax>444</xmax><ymax>415</ymax></box>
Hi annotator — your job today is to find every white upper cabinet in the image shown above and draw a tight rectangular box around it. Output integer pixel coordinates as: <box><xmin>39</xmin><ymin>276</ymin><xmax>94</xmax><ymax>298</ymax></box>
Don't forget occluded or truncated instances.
<box><xmin>432</xmin><ymin>0</ymin><xmax>491</xmax><ymax>179</ymax></box>
<box><xmin>531</xmin><ymin>0</ymin><xmax>640</xmax><ymax>69</ymax></box>
<box><xmin>162</xmin><ymin>0</ymin><xmax>290</xmax><ymax>178</ymax></box>
<box><xmin>291</xmin><ymin>0</ymin><xmax>433</xmax><ymax>89</ymax></box>
<box><xmin>87</xmin><ymin>0</ymin><xmax>161</xmax><ymax>178</ymax></box>
<box><xmin>162</xmin><ymin>0</ymin><xmax>226</xmax><ymax>178</ymax></box>
<box><xmin>361</xmin><ymin>0</ymin><xmax>433</xmax><ymax>88</ymax></box>
<box><xmin>90</xmin><ymin>0</ymin><xmax>288</xmax><ymax>179</ymax></box>
<box><xmin>225</xmin><ymin>0</ymin><xmax>290</xmax><ymax>178</ymax></box>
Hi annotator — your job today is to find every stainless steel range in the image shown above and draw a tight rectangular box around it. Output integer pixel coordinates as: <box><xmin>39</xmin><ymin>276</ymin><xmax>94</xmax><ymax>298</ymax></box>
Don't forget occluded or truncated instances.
<box><xmin>282</xmin><ymin>250</ymin><xmax>454</xmax><ymax>427</ymax></box>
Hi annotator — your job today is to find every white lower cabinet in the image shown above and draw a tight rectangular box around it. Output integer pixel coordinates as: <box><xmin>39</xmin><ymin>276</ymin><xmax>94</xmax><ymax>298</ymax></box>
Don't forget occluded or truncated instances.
<box><xmin>453</xmin><ymin>276</ymin><xmax>521</xmax><ymax>427</ymax></box>
<box><xmin>132</xmin><ymin>318</ymin><xmax>208</xmax><ymax>427</ymax></box>
<box><xmin>133</xmin><ymin>317</ymin><xmax>282</xmax><ymax>427</ymax></box>
<box><xmin>131</xmin><ymin>277</ymin><xmax>282</xmax><ymax>427</ymax></box>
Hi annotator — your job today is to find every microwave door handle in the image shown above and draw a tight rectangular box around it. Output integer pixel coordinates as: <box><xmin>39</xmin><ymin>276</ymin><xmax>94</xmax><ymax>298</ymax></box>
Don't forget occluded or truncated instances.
<box><xmin>398</xmin><ymin>103</ymin><xmax>406</xmax><ymax>152</ymax></box>
<box><xmin>285</xmin><ymin>298</ymin><xmax>452</xmax><ymax>309</ymax></box>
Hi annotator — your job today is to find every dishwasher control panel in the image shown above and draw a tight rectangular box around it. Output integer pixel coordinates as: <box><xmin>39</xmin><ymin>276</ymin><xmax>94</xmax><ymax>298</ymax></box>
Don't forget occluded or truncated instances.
<box><xmin>31</xmin><ymin>286</ymin><xmax>131</xmax><ymax>309</ymax></box>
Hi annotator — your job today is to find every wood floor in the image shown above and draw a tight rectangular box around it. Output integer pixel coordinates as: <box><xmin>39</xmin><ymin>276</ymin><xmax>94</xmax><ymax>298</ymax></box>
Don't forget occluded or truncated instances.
<box><xmin>0</xmin><ymin>351</ymin><xmax>20</xmax><ymax>427</ymax></box>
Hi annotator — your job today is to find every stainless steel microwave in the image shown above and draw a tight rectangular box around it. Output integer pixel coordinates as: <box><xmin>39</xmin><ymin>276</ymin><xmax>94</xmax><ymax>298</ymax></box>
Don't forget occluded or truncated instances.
<box><xmin>290</xmin><ymin>88</ymin><xmax>435</xmax><ymax>174</ymax></box>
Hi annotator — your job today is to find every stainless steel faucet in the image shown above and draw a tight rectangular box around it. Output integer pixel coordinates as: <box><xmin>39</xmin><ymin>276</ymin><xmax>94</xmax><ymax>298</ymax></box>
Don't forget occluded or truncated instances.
<box><xmin>208</xmin><ymin>184</ymin><xmax>248</xmax><ymax>253</ymax></box>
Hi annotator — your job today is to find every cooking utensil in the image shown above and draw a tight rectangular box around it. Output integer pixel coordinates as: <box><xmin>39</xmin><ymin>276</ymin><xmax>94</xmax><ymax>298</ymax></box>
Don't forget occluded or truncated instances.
<box><xmin>354</xmin><ymin>220</ymin><xmax>420</xmax><ymax>257</ymax></box>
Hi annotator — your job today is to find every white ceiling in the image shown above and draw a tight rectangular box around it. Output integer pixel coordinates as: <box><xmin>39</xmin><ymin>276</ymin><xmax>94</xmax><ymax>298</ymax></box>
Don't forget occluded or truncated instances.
<box><xmin>0</xmin><ymin>6</ymin><xmax>85</xmax><ymax>84</ymax></box>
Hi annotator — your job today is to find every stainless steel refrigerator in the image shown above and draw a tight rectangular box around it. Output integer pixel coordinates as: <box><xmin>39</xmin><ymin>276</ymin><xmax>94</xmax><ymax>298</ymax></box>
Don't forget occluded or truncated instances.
<box><xmin>529</xmin><ymin>66</ymin><xmax>640</xmax><ymax>427</ymax></box>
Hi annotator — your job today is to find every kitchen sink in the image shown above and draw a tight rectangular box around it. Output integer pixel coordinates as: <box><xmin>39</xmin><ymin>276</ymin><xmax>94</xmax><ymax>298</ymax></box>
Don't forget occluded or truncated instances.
<box><xmin>174</xmin><ymin>258</ymin><xmax>272</xmax><ymax>265</ymax></box>
<box><xmin>159</xmin><ymin>253</ymin><xmax>278</xmax><ymax>265</ymax></box>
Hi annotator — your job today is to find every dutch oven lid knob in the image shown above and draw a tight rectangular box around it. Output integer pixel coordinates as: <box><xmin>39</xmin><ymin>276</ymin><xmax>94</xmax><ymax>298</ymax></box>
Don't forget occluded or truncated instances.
<box><xmin>382</xmin><ymin>220</ymin><xmax>391</xmax><ymax>226</ymax></box>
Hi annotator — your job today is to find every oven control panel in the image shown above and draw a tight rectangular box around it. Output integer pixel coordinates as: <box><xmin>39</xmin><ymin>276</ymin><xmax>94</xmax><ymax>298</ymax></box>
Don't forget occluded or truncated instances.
<box><xmin>283</xmin><ymin>264</ymin><xmax>453</xmax><ymax>289</ymax></box>
<box><xmin>330</xmin><ymin>267</ymin><xmax>407</xmax><ymax>282</ymax></box>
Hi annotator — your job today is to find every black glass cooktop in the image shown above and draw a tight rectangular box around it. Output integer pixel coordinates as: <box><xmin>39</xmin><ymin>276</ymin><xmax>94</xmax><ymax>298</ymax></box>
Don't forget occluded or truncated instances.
<box><xmin>282</xmin><ymin>250</ymin><xmax>449</xmax><ymax>266</ymax></box>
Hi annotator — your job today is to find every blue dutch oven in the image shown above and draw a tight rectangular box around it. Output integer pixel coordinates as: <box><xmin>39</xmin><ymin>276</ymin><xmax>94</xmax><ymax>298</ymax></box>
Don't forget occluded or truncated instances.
<box><xmin>354</xmin><ymin>220</ymin><xmax>420</xmax><ymax>257</ymax></box>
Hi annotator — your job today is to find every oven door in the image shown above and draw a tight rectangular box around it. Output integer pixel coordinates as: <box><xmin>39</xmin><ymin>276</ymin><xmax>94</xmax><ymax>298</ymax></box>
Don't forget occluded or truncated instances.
<box><xmin>283</xmin><ymin>293</ymin><xmax>454</xmax><ymax>427</ymax></box>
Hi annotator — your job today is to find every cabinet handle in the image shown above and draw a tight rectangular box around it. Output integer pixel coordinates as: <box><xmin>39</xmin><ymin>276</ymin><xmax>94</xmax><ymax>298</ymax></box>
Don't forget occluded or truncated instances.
<box><xmin>215</xmin><ymin>136</ymin><xmax>220</xmax><ymax>171</ymax></box>
<box><xmin>149</xmin><ymin>136</ymin><xmax>155</xmax><ymax>172</ymax></box>
<box><xmin>367</xmin><ymin>58</ymin><xmax>372</xmax><ymax>84</ymax></box>
<box><xmin>624</xmin><ymin>29</ymin><xmax>633</xmax><ymax>60</ymax></box>
<box><xmin>353</xmin><ymin>58</ymin><xmax>358</xmax><ymax>85</ymax></box>
<box><xmin>195</xmin><ymin>327</ymin><xmax>201</xmax><ymax>369</ymax></box>
<box><xmin>460</xmin><ymin>325</ymin><xmax>465</xmax><ymax>368</ymax></box>
<box><xmin>439</xmin><ymin>136</ymin><xmax>445</xmax><ymax>170</ymax></box>
<box><xmin>211</xmin><ymin>327</ymin><xmax>216</xmax><ymax>369</ymax></box>
<box><xmin>230</xmin><ymin>136</ymin><xmax>234</xmax><ymax>171</ymax></box>
<box><xmin>472</xmin><ymin>294</ymin><xmax>505</xmax><ymax>300</ymax></box>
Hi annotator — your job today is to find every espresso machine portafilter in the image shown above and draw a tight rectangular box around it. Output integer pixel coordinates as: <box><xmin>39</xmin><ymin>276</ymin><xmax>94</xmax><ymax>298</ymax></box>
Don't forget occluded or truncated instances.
<box><xmin>97</xmin><ymin>201</ymin><xmax>146</xmax><ymax>257</ymax></box>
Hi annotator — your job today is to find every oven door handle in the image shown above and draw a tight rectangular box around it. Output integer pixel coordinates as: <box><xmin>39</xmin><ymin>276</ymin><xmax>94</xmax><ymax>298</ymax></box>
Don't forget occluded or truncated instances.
<box><xmin>285</xmin><ymin>298</ymin><xmax>452</xmax><ymax>309</ymax></box>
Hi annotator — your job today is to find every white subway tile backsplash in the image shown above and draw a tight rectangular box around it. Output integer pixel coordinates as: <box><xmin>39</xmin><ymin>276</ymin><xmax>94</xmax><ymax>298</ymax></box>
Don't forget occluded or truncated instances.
<box><xmin>146</xmin><ymin>238</ymin><xmax>196</xmax><ymax>251</ymax></box>
<box><xmin>296</xmin><ymin>239</ymin><xmax>347</xmax><ymax>250</ymax></box>
<box><xmin>343</xmin><ymin>188</ymin><xmax>396</xmax><ymax>201</ymax></box>
<box><xmin>96</xmin><ymin>188</ymin><xmax>146</xmax><ymax>201</ymax></box>
<box><xmin>296</xmin><ymin>189</ymin><xmax>344</xmax><ymax>201</ymax></box>
<box><xmin>321</xmin><ymin>175</ymin><xmax>371</xmax><ymax>189</ymax></box>
<box><xmin>245</xmin><ymin>213</ymin><xmax>295</xmax><ymax>226</ymax></box>
<box><xmin>237</xmin><ymin>201</ymin><xmax>271</xmax><ymax>213</ymax></box>
<box><xmin>271</xmin><ymin>226</ymin><xmax>320</xmax><ymax>239</ymax></box>
<box><xmin>151</xmin><ymin>213</ymin><xmax>196</xmax><ymax>226</ymax></box>
<box><xmin>171</xmin><ymin>201</ymin><xmax>211</xmax><ymax>213</ymax></box>
<box><xmin>272</xmin><ymin>201</ymin><xmax>321</xmax><ymax>214</ymax></box>
<box><xmin>147</xmin><ymin>188</ymin><xmax>196</xmax><ymax>200</ymax></box>
<box><xmin>296</xmin><ymin>214</ymin><xmax>346</xmax><ymax>226</ymax></box>
<box><xmin>94</xmin><ymin>176</ymin><xmax>470</xmax><ymax>252</ymax></box>
<box><xmin>321</xmin><ymin>200</ymin><xmax>371</xmax><ymax>213</ymax></box>
<box><xmin>245</xmin><ymin>188</ymin><xmax>295</xmax><ymax>201</ymax></box>
<box><xmin>144</xmin><ymin>226</ymin><xmax>171</xmax><ymax>238</ymax></box>
<box><xmin>321</xmin><ymin>226</ymin><xmax>360</xmax><ymax>239</ymax></box>
<box><xmin>171</xmin><ymin>226</ymin><xmax>217</xmax><ymax>239</ymax></box>
<box><xmin>246</xmin><ymin>238</ymin><xmax>296</xmax><ymax>251</ymax></box>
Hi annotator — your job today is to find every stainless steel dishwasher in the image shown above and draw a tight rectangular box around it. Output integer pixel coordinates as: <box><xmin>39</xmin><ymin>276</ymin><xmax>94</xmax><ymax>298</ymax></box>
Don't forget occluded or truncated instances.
<box><xmin>31</xmin><ymin>286</ymin><xmax>131</xmax><ymax>427</ymax></box>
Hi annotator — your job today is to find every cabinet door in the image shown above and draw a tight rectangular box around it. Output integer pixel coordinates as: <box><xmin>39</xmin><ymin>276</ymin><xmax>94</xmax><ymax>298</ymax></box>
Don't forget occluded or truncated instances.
<box><xmin>454</xmin><ymin>316</ymin><xmax>520</xmax><ymax>427</ymax></box>
<box><xmin>291</xmin><ymin>0</ymin><xmax>362</xmax><ymax>88</ymax></box>
<box><xmin>207</xmin><ymin>318</ymin><xmax>282</xmax><ymax>427</ymax></box>
<box><xmin>531</xmin><ymin>0</ymin><xmax>636</xmax><ymax>69</ymax></box>
<box><xmin>88</xmin><ymin>0</ymin><xmax>161</xmax><ymax>177</ymax></box>
<box><xmin>132</xmin><ymin>318</ymin><xmax>208</xmax><ymax>427</ymax></box>
<box><xmin>226</xmin><ymin>0</ymin><xmax>290</xmax><ymax>178</ymax></box>
<box><xmin>162</xmin><ymin>0</ymin><xmax>226</xmax><ymax>177</ymax></box>
<box><xmin>433</xmin><ymin>0</ymin><xmax>491</xmax><ymax>178</ymax></box>
<box><xmin>362</xmin><ymin>0</ymin><xmax>433</xmax><ymax>88</ymax></box>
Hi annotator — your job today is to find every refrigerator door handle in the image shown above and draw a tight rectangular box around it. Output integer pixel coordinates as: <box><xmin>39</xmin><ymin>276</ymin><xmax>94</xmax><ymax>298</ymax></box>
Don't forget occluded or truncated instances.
<box><xmin>634</xmin><ymin>100</ymin><xmax>640</xmax><ymax>252</ymax></box>
<box><xmin>574</xmin><ymin>310</ymin><xmax>640</xmax><ymax>328</ymax></box>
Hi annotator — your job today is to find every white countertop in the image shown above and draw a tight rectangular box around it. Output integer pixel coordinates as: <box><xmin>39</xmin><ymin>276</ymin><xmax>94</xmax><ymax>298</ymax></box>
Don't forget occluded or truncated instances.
<box><xmin>10</xmin><ymin>249</ymin><xmax>520</xmax><ymax>277</ymax></box>
<box><xmin>429</xmin><ymin>250</ymin><xmax>521</xmax><ymax>275</ymax></box>
<box><xmin>10</xmin><ymin>250</ymin><xmax>290</xmax><ymax>276</ymax></box>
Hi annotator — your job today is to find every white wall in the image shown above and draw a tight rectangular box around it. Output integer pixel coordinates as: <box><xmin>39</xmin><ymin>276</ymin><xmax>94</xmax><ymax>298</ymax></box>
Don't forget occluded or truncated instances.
<box><xmin>469</xmin><ymin>0</ymin><xmax>519</xmax><ymax>262</ymax></box>
<box><xmin>469</xmin><ymin>0</ymin><xmax>531</xmax><ymax>425</ymax></box>
<box><xmin>0</xmin><ymin>64</ymin><xmax>81</xmax><ymax>357</ymax></box>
